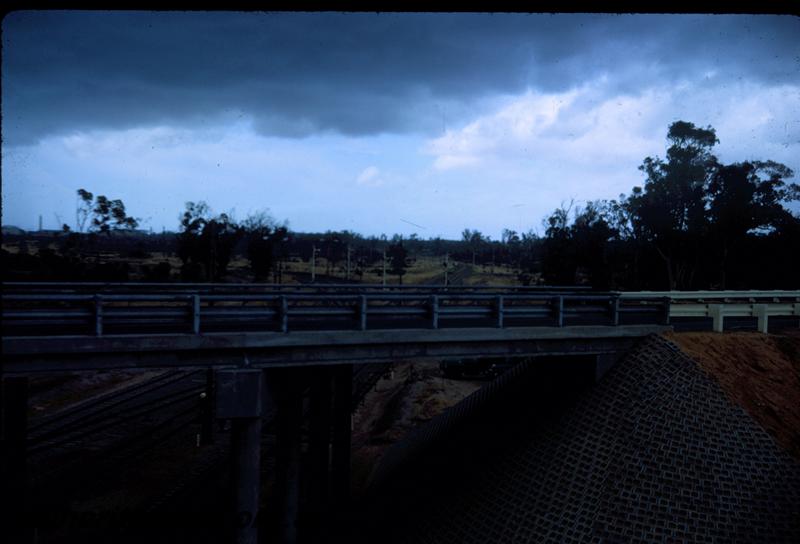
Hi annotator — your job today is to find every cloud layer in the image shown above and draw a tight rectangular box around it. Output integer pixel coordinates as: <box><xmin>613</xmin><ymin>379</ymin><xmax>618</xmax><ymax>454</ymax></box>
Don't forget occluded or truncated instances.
<box><xmin>3</xmin><ymin>12</ymin><xmax>798</xmax><ymax>145</ymax></box>
<box><xmin>2</xmin><ymin>13</ymin><xmax>799</xmax><ymax>237</ymax></box>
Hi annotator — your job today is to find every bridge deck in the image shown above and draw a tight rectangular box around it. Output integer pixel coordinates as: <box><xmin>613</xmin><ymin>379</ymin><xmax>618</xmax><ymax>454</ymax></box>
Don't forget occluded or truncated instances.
<box><xmin>3</xmin><ymin>284</ymin><xmax>797</xmax><ymax>374</ymax></box>
<box><xmin>2</xmin><ymin>325</ymin><xmax>669</xmax><ymax>373</ymax></box>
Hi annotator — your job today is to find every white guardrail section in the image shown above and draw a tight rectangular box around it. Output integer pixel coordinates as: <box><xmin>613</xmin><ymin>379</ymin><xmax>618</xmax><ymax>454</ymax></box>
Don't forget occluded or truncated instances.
<box><xmin>617</xmin><ymin>291</ymin><xmax>800</xmax><ymax>333</ymax></box>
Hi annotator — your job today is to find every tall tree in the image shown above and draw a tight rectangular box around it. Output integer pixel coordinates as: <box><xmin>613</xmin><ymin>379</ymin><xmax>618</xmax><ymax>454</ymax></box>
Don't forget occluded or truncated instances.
<box><xmin>570</xmin><ymin>202</ymin><xmax>617</xmax><ymax>289</ymax></box>
<box><xmin>707</xmin><ymin>161</ymin><xmax>798</xmax><ymax>287</ymax></box>
<box><xmin>178</xmin><ymin>201</ymin><xmax>242</xmax><ymax>281</ymax></box>
<box><xmin>76</xmin><ymin>189</ymin><xmax>93</xmax><ymax>233</ymax></box>
<box><xmin>75</xmin><ymin>188</ymin><xmax>140</xmax><ymax>235</ymax></box>
<box><xmin>461</xmin><ymin>228</ymin><xmax>485</xmax><ymax>265</ymax></box>
<box><xmin>541</xmin><ymin>203</ymin><xmax>576</xmax><ymax>285</ymax></box>
<box><xmin>92</xmin><ymin>196</ymin><xmax>139</xmax><ymax>234</ymax></box>
<box><xmin>387</xmin><ymin>240</ymin><xmax>410</xmax><ymax>284</ymax></box>
<box><xmin>628</xmin><ymin>121</ymin><xmax>719</xmax><ymax>289</ymax></box>
<box><xmin>243</xmin><ymin>211</ymin><xmax>289</xmax><ymax>281</ymax></box>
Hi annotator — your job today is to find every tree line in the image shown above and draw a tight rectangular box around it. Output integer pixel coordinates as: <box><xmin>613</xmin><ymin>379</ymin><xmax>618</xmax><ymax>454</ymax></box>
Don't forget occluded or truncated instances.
<box><xmin>537</xmin><ymin>121</ymin><xmax>799</xmax><ymax>290</ymax></box>
<box><xmin>3</xmin><ymin>121</ymin><xmax>798</xmax><ymax>288</ymax></box>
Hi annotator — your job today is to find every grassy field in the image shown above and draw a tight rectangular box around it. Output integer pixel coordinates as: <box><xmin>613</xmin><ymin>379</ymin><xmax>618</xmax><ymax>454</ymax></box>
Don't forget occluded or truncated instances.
<box><xmin>280</xmin><ymin>255</ymin><xmax>525</xmax><ymax>286</ymax></box>
<box><xmin>3</xmin><ymin>240</ymin><xmax>533</xmax><ymax>286</ymax></box>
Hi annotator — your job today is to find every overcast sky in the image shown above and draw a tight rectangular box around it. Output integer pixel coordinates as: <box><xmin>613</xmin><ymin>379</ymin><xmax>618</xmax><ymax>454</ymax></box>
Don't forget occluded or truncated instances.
<box><xmin>2</xmin><ymin>11</ymin><xmax>799</xmax><ymax>238</ymax></box>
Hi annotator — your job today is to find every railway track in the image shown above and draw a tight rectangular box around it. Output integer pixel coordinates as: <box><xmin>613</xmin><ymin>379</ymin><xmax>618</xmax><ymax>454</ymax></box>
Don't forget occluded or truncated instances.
<box><xmin>26</xmin><ymin>369</ymin><xmax>207</xmax><ymax>487</ymax></box>
<box><xmin>19</xmin><ymin>357</ymin><xmax>394</xmax><ymax>527</ymax></box>
<box><xmin>446</xmin><ymin>263</ymin><xmax>469</xmax><ymax>286</ymax></box>
<box><xmin>28</xmin><ymin>370</ymin><xmax>200</xmax><ymax>445</ymax></box>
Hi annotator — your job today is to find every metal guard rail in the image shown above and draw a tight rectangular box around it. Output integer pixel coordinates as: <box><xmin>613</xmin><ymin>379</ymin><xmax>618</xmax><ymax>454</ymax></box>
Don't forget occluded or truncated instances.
<box><xmin>617</xmin><ymin>290</ymin><xmax>800</xmax><ymax>301</ymax></box>
<box><xmin>1</xmin><ymin>292</ymin><xmax>668</xmax><ymax>337</ymax></box>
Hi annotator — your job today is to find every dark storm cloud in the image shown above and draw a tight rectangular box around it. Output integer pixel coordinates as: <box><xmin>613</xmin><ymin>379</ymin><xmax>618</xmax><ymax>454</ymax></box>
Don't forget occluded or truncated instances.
<box><xmin>2</xmin><ymin>11</ymin><xmax>798</xmax><ymax>145</ymax></box>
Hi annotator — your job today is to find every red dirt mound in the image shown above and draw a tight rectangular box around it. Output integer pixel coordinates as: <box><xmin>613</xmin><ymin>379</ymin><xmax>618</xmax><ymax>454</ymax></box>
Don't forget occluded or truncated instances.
<box><xmin>664</xmin><ymin>330</ymin><xmax>800</xmax><ymax>460</ymax></box>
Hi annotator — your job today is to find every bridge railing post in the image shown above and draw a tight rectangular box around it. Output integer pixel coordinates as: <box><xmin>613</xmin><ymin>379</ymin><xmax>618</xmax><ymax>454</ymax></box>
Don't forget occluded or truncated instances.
<box><xmin>611</xmin><ymin>295</ymin><xmax>620</xmax><ymax>326</ymax></box>
<box><xmin>754</xmin><ymin>304</ymin><xmax>769</xmax><ymax>334</ymax></box>
<box><xmin>554</xmin><ymin>296</ymin><xmax>564</xmax><ymax>327</ymax></box>
<box><xmin>192</xmin><ymin>294</ymin><xmax>201</xmax><ymax>334</ymax></box>
<box><xmin>279</xmin><ymin>296</ymin><xmax>289</xmax><ymax>333</ymax></box>
<box><xmin>94</xmin><ymin>294</ymin><xmax>103</xmax><ymax>336</ymax></box>
<box><xmin>495</xmin><ymin>295</ymin><xmax>504</xmax><ymax>328</ymax></box>
<box><xmin>359</xmin><ymin>295</ymin><xmax>368</xmax><ymax>331</ymax></box>
<box><xmin>709</xmin><ymin>304</ymin><xmax>724</xmax><ymax>332</ymax></box>
<box><xmin>430</xmin><ymin>295</ymin><xmax>439</xmax><ymax>329</ymax></box>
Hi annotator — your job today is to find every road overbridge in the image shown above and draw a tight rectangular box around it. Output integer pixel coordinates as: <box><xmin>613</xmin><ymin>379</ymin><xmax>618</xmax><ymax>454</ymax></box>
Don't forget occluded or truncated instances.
<box><xmin>2</xmin><ymin>284</ymin><xmax>798</xmax><ymax>543</ymax></box>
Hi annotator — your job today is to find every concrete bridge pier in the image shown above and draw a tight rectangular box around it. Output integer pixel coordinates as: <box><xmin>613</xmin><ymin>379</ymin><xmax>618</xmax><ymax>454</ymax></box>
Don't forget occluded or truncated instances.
<box><xmin>298</xmin><ymin>364</ymin><xmax>353</xmax><ymax>542</ymax></box>
<box><xmin>218</xmin><ymin>364</ymin><xmax>355</xmax><ymax>544</ymax></box>
<box><xmin>1</xmin><ymin>376</ymin><xmax>30</xmax><ymax>539</ymax></box>
<box><xmin>305</xmin><ymin>367</ymin><xmax>334</xmax><ymax>535</ymax></box>
<box><xmin>273</xmin><ymin>368</ymin><xmax>305</xmax><ymax>544</ymax></box>
<box><xmin>331</xmin><ymin>364</ymin><xmax>353</xmax><ymax>505</ymax></box>
<box><xmin>215</xmin><ymin>369</ymin><xmax>264</xmax><ymax>544</ymax></box>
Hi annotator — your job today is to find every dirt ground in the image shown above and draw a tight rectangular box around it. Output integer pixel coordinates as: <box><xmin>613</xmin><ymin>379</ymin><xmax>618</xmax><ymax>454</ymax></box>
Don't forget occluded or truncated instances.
<box><xmin>350</xmin><ymin>362</ymin><xmax>485</xmax><ymax>494</ymax></box>
<box><xmin>664</xmin><ymin>330</ymin><xmax>800</xmax><ymax>461</ymax></box>
<box><xmin>352</xmin><ymin>329</ymin><xmax>800</xmax><ymax>492</ymax></box>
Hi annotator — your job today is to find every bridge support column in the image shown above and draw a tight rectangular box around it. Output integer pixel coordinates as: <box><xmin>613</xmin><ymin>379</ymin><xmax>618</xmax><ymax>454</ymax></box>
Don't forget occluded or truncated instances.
<box><xmin>1</xmin><ymin>376</ymin><xmax>29</xmax><ymax>535</ymax></box>
<box><xmin>331</xmin><ymin>364</ymin><xmax>353</xmax><ymax>504</ymax></box>
<box><xmin>307</xmin><ymin>367</ymin><xmax>333</xmax><ymax>522</ymax></box>
<box><xmin>216</xmin><ymin>369</ymin><xmax>264</xmax><ymax>544</ymax></box>
<box><xmin>273</xmin><ymin>369</ymin><xmax>304</xmax><ymax>544</ymax></box>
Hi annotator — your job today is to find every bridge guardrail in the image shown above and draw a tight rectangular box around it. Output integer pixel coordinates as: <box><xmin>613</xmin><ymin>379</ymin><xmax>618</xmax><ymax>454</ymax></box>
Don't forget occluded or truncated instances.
<box><xmin>616</xmin><ymin>290</ymin><xmax>800</xmax><ymax>333</ymax></box>
<box><xmin>3</xmin><ymin>286</ymin><xmax>797</xmax><ymax>338</ymax></box>
<box><xmin>2</xmin><ymin>291</ymin><xmax>667</xmax><ymax>337</ymax></box>
<box><xmin>616</xmin><ymin>290</ymin><xmax>800</xmax><ymax>301</ymax></box>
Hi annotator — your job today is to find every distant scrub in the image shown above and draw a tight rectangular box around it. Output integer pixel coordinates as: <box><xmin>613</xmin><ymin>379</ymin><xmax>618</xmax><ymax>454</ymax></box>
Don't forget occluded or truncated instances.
<box><xmin>3</xmin><ymin>121</ymin><xmax>798</xmax><ymax>289</ymax></box>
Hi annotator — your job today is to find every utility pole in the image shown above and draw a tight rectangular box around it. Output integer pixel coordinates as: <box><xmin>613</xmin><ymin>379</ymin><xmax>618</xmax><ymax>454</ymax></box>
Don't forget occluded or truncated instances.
<box><xmin>382</xmin><ymin>249</ymin><xmax>387</xmax><ymax>287</ymax></box>
<box><xmin>38</xmin><ymin>215</ymin><xmax>43</xmax><ymax>232</ymax></box>
<box><xmin>444</xmin><ymin>253</ymin><xmax>449</xmax><ymax>286</ymax></box>
<box><xmin>346</xmin><ymin>244</ymin><xmax>351</xmax><ymax>280</ymax></box>
<box><xmin>311</xmin><ymin>245</ymin><xmax>316</xmax><ymax>283</ymax></box>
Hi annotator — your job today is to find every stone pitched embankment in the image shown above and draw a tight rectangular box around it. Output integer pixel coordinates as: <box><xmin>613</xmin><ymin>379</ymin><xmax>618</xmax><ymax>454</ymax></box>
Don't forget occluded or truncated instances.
<box><xmin>355</xmin><ymin>334</ymin><xmax>800</xmax><ymax>543</ymax></box>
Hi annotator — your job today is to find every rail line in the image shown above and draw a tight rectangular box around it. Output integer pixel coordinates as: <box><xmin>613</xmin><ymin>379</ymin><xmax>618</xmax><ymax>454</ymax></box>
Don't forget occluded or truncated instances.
<box><xmin>24</xmin><ymin>358</ymin><xmax>392</xmax><ymax>521</ymax></box>
<box><xmin>28</xmin><ymin>370</ymin><xmax>198</xmax><ymax>442</ymax></box>
<box><xmin>26</xmin><ymin>370</ymin><xmax>206</xmax><ymax>485</ymax></box>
